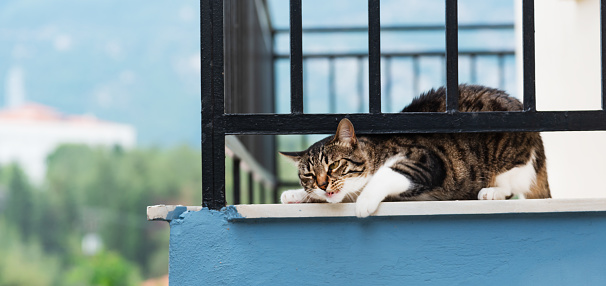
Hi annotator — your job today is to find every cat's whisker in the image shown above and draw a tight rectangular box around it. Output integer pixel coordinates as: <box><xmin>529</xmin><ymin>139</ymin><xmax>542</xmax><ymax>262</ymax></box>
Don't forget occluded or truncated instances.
<box><xmin>344</xmin><ymin>192</ymin><xmax>357</xmax><ymax>203</ymax></box>
<box><xmin>302</xmin><ymin>191</ymin><xmax>315</xmax><ymax>203</ymax></box>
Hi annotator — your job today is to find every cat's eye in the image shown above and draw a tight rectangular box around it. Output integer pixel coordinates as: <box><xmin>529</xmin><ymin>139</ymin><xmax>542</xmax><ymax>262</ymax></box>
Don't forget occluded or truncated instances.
<box><xmin>328</xmin><ymin>161</ymin><xmax>340</xmax><ymax>171</ymax></box>
<box><xmin>302</xmin><ymin>173</ymin><xmax>314</xmax><ymax>178</ymax></box>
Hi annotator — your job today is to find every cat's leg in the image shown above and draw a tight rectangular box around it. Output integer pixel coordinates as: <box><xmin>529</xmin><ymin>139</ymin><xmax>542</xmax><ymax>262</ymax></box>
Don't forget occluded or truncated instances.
<box><xmin>355</xmin><ymin>160</ymin><xmax>412</xmax><ymax>218</ymax></box>
<box><xmin>281</xmin><ymin>189</ymin><xmax>325</xmax><ymax>204</ymax></box>
<box><xmin>478</xmin><ymin>153</ymin><xmax>537</xmax><ymax>200</ymax></box>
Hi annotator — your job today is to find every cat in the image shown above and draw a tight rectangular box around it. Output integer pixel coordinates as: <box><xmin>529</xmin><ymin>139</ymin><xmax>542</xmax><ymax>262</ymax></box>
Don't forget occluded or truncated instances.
<box><xmin>279</xmin><ymin>85</ymin><xmax>551</xmax><ymax>218</ymax></box>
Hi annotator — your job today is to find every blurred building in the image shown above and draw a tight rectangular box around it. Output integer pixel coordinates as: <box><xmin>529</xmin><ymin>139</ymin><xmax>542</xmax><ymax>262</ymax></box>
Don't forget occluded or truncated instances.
<box><xmin>0</xmin><ymin>103</ymin><xmax>136</xmax><ymax>183</ymax></box>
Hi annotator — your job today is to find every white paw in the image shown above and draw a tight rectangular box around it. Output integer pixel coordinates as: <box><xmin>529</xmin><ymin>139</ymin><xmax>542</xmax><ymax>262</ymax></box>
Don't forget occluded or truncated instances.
<box><xmin>478</xmin><ymin>187</ymin><xmax>509</xmax><ymax>200</ymax></box>
<box><xmin>355</xmin><ymin>194</ymin><xmax>382</xmax><ymax>218</ymax></box>
<box><xmin>280</xmin><ymin>189</ymin><xmax>309</xmax><ymax>204</ymax></box>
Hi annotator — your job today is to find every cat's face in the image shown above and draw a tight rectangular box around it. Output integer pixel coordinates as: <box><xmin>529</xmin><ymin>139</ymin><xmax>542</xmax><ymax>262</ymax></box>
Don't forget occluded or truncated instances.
<box><xmin>280</xmin><ymin>119</ymin><xmax>370</xmax><ymax>203</ymax></box>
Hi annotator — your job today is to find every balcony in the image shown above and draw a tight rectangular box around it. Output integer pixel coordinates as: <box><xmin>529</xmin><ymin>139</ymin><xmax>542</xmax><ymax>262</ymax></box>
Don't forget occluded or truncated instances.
<box><xmin>150</xmin><ymin>0</ymin><xmax>606</xmax><ymax>284</ymax></box>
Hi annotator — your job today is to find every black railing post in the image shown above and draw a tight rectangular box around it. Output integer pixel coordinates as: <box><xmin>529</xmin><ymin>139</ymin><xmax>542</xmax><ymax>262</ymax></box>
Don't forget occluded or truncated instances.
<box><xmin>201</xmin><ymin>0</ymin><xmax>226</xmax><ymax>210</ymax></box>
<box><xmin>273</xmin><ymin>185</ymin><xmax>279</xmax><ymax>204</ymax></box>
<box><xmin>522</xmin><ymin>0</ymin><xmax>536</xmax><ymax>112</ymax></box>
<box><xmin>290</xmin><ymin>0</ymin><xmax>304</xmax><ymax>114</ymax></box>
<box><xmin>368</xmin><ymin>0</ymin><xmax>382</xmax><ymax>113</ymax></box>
<box><xmin>445</xmin><ymin>0</ymin><xmax>459</xmax><ymax>113</ymax></box>
<box><xmin>233</xmin><ymin>157</ymin><xmax>241</xmax><ymax>205</ymax></box>
<box><xmin>260</xmin><ymin>181</ymin><xmax>266</xmax><ymax>204</ymax></box>
<box><xmin>248</xmin><ymin>172</ymin><xmax>254</xmax><ymax>204</ymax></box>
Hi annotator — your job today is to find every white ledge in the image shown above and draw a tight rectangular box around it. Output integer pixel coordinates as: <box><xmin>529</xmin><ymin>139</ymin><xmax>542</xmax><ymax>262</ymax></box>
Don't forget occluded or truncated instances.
<box><xmin>148</xmin><ymin>199</ymin><xmax>606</xmax><ymax>220</ymax></box>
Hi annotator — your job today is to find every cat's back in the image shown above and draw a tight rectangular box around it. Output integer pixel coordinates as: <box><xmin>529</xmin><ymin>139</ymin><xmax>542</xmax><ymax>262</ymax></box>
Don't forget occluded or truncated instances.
<box><xmin>401</xmin><ymin>84</ymin><xmax>522</xmax><ymax>113</ymax></box>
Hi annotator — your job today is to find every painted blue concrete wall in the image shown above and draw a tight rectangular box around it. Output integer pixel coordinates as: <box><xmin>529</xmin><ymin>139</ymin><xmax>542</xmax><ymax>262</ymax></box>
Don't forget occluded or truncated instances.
<box><xmin>169</xmin><ymin>208</ymin><xmax>606</xmax><ymax>285</ymax></box>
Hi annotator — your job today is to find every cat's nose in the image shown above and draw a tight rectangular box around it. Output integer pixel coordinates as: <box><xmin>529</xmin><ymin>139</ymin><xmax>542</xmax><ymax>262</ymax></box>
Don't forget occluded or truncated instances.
<box><xmin>318</xmin><ymin>181</ymin><xmax>328</xmax><ymax>190</ymax></box>
<box><xmin>316</xmin><ymin>174</ymin><xmax>328</xmax><ymax>190</ymax></box>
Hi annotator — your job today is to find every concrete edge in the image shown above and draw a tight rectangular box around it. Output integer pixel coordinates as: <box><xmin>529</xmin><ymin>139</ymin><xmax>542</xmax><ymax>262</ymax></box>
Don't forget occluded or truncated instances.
<box><xmin>147</xmin><ymin>198</ymin><xmax>606</xmax><ymax>221</ymax></box>
<box><xmin>147</xmin><ymin>205</ymin><xmax>203</xmax><ymax>221</ymax></box>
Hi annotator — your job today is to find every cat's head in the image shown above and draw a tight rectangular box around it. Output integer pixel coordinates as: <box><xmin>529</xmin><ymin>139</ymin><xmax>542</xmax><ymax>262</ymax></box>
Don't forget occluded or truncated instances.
<box><xmin>280</xmin><ymin>118</ymin><xmax>370</xmax><ymax>203</ymax></box>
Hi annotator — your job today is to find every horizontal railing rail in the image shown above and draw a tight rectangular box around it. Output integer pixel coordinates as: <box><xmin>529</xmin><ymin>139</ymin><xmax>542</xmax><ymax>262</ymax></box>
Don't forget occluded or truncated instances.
<box><xmin>271</xmin><ymin>23</ymin><xmax>515</xmax><ymax>34</ymax></box>
<box><xmin>221</xmin><ymin>111</ymin><xmax>606</xmax><ymax>134</ymax></box>
<box><xmin>272</xmin><ymin>50</ymin><xmax>514</xmax><ymax>59</ymax></box>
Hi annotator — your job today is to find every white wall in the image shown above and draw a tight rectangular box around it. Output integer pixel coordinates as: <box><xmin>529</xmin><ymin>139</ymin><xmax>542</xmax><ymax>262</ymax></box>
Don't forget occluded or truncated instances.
<box><xmin>516</xmin><ymin>0</ymin><xmax>606</xmax><ymax>198</ymax></box>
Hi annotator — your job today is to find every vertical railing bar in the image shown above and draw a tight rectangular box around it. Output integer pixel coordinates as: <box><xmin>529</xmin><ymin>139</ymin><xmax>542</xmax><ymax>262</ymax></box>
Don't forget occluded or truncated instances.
<box><xmin>469</xmin><ymin>54</ymin><xmax>476</xmax><ymax>83</ymax></box>
<box><xmin>201</xmin><ymin>0</ymin><xmax>215</xmax><ymax>208</ymax></box>
<box><xmin>358</xmin><ymin>56</ymin><xmax>365</xmax><ymax>113</ymax></box>
<box><xmin>522</xmin><ymin>0</ymin><xmax>536</xmax><ymax>112</ymax></box>
<box><xmin>273</xmin><ymin>185</ymin><xmax>279</xmax><ymax>204</ymax></box>
<box><xmin>259</xmin><ymin>181</ymin><xmax>265</xmax><ymax>204</ymax></box>
<box><xmin>384</xmin><ymin>56</ymin><xmax>393</xmax><ymax>112</ymax></box>
<box><xmin>445</xmin><ymin>0</ymin><xmax>459</xmax><ymax>113</ymax></box>
<box><xmin>248</xmin><ymin>171</ymin><xmax>254</xmax><ymax>204</ymax></box>
<box><xmin>233</xmin><ymin>157</ymin><xmax>241</xmax><ymax>205</ymax></box>
<box><xmin>368</xmin><ymin>0</ymin><xmax>382</xmax><ymax>113</ymax></box>
<box><xmin>412</xmin><ymin>55</ymin><xmax>420</xmax><ymax>96</ymax></box>
<box><xmin>201</xmin><ymin>0</ymin><xmax>226</xmax><ymax>210</ymax></box>
<box><xmin>498</xmin><ymin>54</ymin><xmax>505</xmax><ymax>89</ymax></box>
<box><xmin>602</xmin><ymin>0</ymin><xmax>606</xmax><ymax>110</ymax></box>
<box><xmin>211</xmin><ymin>0</ymin><xmax>226</xmax><ymax>209</ymax></box>
<box><xmin>329</xmin><ymin>57</ymin><xmax>336</xmax><ymax>113</ymax></box>
<box><xmin>271</xmin><ymin>134</ymin><xmax>278</xmax><ymax>204</ymax></box>
<box><xmin>290</xmin><ymin>0</ymin><xmax>304</xmax><ymax>114</ymax></box>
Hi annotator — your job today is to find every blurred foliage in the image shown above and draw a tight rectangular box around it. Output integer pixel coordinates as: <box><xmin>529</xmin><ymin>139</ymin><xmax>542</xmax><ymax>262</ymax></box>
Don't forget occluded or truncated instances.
<box><xmin>64</xmin><ymin>251</ymin><xmax>141</xmax><ymax>286</ymax></box>
<box><xmin>0</xmin><ymin>219</ymin><xmax>61</xmax><ymax>286</ymax></box>
<box><xmin>0</xmin><ymin>144</ymin><xmax>201</xmax><ymax>285</ymax></box>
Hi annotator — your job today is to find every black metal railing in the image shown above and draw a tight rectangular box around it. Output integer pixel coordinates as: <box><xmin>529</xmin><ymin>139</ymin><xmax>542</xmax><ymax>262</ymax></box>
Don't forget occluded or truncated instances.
<box><xmin>273</xmin><ymin>24</ymin><xmax>515</xmax><ymax>190</ymax></box>
<box><xmin>274</xmin><ymin>52</ymin><xmax>515</xmax><ymax>109</ymax></box>
<box><xmin>225</xmin><ymin>136</ymin><xmax>276</xmax><ymax>204</ymax></box>
<box><xmin>202</xmin><ymin>0</ymin><xmax>606</xmax><ymax>210</ymax></box>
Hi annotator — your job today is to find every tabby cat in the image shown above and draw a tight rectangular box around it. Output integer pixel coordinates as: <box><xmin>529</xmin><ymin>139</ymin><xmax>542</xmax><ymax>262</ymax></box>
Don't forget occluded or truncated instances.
<box><xmin>280</xmin><ymin>85</ymin><xmax>551</xmax><ymax>218</ymax></box>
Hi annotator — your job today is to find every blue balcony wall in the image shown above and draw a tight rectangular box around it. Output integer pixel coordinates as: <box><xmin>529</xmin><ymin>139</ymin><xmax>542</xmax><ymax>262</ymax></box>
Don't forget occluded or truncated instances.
<box><xmin>168</xmin><ymin>208</ymin><xmax>606</xmax><ymax>285</ymax></box>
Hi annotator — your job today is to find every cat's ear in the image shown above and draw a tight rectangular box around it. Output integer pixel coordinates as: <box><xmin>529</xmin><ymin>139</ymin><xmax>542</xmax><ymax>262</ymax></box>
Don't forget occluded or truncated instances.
<box><xmin>279</xmin><ymin>151</ymin><xmax>304</xmax><ymax>163</ymax></box>
<box><xmin>334</xmin><ymin>118</ymin><xmax>358</xmax><ymax>146</ymax></box>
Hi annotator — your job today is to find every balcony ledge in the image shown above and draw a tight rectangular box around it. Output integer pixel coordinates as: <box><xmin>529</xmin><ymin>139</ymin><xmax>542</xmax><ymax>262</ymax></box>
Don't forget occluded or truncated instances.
<box><xmin>147</xmin><ymin>198</ymin><xmax>606</xmax><ymax>221</ymax></box>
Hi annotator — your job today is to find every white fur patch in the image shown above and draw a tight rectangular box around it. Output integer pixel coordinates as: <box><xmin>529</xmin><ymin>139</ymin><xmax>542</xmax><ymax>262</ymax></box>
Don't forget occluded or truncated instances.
<box><xmin>281</xmin><ymin>189</ymin><xmax>315</xmax><ymax>204</ymax></box>
<box><xmin>355</xmin><ymin>156</ymin><xmax>411</xmax><ymax>217</ymax></box>
<box><xmin>478</xmin><ymin>152</ymin><xmax>536</xmax><ymax>200</ymax></box>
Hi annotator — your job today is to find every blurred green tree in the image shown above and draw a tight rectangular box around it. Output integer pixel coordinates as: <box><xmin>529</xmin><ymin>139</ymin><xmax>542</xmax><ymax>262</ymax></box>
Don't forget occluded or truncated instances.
<box><xmin>0</xmin><ymin>219</ymin><xmax>60</xmax><ymax>286</ymax></box>
<box><xmin>0</xmin><ymin>143</ymin><xmax>202</xmax><ymax>283</ymax></box>
<box><xmin>64</xmin><ymin>250</ymin><xmax>141</xmax><ymax>286</ymax></box>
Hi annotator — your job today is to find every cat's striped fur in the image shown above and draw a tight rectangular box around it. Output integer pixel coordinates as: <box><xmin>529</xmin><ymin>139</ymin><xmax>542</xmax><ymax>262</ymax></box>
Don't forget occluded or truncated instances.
<box><xmin>280</xmin><ymin>85</ymin><xmax>551</xmax><ymax>217</ymax></box>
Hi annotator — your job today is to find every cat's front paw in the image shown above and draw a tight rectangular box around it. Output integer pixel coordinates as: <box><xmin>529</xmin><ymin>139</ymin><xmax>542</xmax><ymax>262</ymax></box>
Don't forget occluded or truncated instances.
<box><xmin>280</xmin><ymin>189</ymin><xmax>309</xmax><ymax>204</ymax></box>
<box><xmin>355</xmin><ymin>194</ymin><xmax>382</xmax><ymax>218</ymax></box>
<box><xmin>478</xmin><ymin>187</ymin><xmax>509</xmax><ymax>200</ymax></box>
